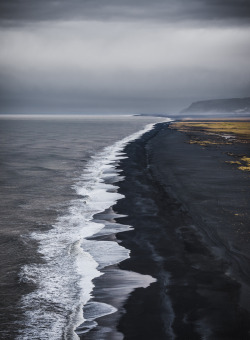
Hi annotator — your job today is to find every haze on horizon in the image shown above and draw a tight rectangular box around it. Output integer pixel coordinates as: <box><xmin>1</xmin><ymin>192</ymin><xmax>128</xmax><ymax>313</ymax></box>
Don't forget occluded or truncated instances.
<box><xmin>0</xmin><ymin>0</ymin><xmax>250</xmax><ymax>115</ymax></box>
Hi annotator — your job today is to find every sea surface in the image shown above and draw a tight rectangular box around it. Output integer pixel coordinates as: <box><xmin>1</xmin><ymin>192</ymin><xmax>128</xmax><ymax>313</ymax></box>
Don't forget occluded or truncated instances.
<box><xmin>0</xmin><ymin>114</ymin><xmax>165</xmax><ymax>339</ymax></box>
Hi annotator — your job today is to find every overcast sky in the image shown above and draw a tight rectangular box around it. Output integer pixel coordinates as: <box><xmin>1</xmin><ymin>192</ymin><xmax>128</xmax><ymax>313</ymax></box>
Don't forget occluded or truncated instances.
<box><xmin>0</xmin><ymin>0</ymin><xmax>250</xmax><ymax>114</ymax></box>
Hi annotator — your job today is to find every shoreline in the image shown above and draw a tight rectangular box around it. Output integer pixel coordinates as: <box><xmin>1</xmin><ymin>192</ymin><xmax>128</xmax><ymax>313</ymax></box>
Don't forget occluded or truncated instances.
<box><xmin>117</xmin><ymin>122</ymin><xmax>250</xmax><ymax>339</ymax></box>
<box><xmin>80</xmin><ymin>121</ymin><xmax>250</xmax><ymax>339</ymax></box>
<box><xmin>77</xmin><ymin>123</ymin><xmax>163</xmax><ymax>340</ymax></box>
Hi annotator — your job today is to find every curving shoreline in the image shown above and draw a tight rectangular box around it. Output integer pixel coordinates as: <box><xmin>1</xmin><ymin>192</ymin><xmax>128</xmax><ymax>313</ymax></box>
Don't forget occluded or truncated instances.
<box><xmin>115</xmin><ymin>122</ymin><xmax>250</xmax><ymax>339</ymax></box>
<box><xmin>81</xmin><ymin>121</ymin><xmax>250</xmax><ymax>339</ymax></box>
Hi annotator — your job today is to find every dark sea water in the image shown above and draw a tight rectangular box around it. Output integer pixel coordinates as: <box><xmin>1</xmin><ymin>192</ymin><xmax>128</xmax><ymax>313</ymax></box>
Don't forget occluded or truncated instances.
<box><xmin>0</xmin><ymin>115</ymin><xmax>164</xmax><ymax>340</ymax></box>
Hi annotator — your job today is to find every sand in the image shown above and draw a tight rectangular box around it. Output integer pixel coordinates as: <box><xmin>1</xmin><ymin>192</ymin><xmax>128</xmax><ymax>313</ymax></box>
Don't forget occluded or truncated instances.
<box><xmin>83</xmin><ymin>122</ymin><xmax>250</xmax><ymax>339</ymax></box>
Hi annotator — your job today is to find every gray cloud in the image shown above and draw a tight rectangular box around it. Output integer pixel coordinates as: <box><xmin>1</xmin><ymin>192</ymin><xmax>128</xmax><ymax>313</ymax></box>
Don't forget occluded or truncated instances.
<box><xmin>0</xmin><ymin>0</ymin><xmax>250</xmax><ymax>25</ymax></box>
<box><xmin>0</xmin><ymin>21</ymin><xmax>249</xmax><ymax>114</ymax></box>
<box><xmin>0</xmin><ymin>1</ymin><xmax>249</xmax><ymax>114</ymax></box>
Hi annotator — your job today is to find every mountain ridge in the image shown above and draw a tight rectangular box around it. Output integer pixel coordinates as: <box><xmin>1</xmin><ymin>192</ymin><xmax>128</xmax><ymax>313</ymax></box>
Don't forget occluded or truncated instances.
<box><xmin>181</xmin><ymin>97</ymin><xmax>250</xmax><ymax>116</ymax></box>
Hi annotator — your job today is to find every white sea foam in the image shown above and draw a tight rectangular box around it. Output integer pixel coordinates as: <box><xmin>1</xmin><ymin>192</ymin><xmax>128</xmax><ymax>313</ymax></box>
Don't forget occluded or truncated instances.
<box><xmin>18</xmin><ymin>119</ymin><xmax>172</xmax><ymax>340</ymax></box>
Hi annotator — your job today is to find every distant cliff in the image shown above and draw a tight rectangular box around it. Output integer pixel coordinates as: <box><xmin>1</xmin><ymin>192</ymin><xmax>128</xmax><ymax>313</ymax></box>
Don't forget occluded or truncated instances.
<box><xmin>181</xmin><ymin>97</ymin><xmax>250</xmax><ymax>116</ymax></box>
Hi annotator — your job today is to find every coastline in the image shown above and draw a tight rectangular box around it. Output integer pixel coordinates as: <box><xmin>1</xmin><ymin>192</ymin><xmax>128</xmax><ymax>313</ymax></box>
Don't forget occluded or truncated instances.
<box><xmin>76</xmin><ymin>122</ymin><xmax>163</xmax><ymax>339</ymax></box>
<box><xmin>0</xmin><ymin>116</ymin><xmax>164</xmax><ymax>340</ymax></box>
<box><xmin>84</xmin><ymin>121</ymin><xmax>250</xmax><ymax>339</ymax></box>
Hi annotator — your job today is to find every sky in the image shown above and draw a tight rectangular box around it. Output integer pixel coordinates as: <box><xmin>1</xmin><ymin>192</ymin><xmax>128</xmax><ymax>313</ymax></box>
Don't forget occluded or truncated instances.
<box><xmin>0</xmin><ymin>0</ymin><xmax>250</xmax><ymax>114</ymax></box>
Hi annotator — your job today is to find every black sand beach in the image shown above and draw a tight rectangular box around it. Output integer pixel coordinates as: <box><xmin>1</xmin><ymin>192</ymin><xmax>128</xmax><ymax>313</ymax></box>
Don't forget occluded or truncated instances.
<box><xmin>85</xmin><ymin>121</ymin><xmax>250</xmax><ymax>340</ymax></box>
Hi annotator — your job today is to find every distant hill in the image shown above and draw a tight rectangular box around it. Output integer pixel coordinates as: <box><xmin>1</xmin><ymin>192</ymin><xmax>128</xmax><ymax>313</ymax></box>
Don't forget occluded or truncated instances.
<box><xmin>181</xmin><ymin>97</ymin><xmax>250</xmax><ymax>117</ymax></box>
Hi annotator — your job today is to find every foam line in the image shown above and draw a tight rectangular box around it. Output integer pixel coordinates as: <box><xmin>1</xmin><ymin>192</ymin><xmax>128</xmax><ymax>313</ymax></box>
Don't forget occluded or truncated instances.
<box><xmin>18</xmin><ymin>118</ymin><xmax>172</xmax><ymax>340</ymax></box>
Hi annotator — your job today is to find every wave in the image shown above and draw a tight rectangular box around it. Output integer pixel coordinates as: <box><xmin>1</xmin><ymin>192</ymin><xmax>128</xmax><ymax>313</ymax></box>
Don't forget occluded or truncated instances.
<box><xmin>17</xmin><ymin>120</ymin><xmax>171</xmax><ymax>340</ymax></box>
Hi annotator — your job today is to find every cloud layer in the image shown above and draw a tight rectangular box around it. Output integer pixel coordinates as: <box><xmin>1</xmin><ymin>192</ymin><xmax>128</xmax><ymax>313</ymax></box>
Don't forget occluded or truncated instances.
<box><xmin>1</xmin><ymin>0</ymin><xmax>250</xmax><ymax>24</ymax></box>
<box><xmin>0</xmin><ymin>1</ymin><xmax>249</xmax><ymax>114</ymax></box>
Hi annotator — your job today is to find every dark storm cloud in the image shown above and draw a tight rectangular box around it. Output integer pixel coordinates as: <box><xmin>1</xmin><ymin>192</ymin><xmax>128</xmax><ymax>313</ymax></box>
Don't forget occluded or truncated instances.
<box><xmin>1</xmin><ymin>21</ymin><xmax>249</xmax><ymax>114</ymax></box>
<box><xmin>0</xmin><ymin>1</ymin><xmax>250</xmax><ymax>114</ymax></box>
<box><xmin>0</xmin><ymin>0</ymin><xmax>250</xmax><ymax>25</ymax></box>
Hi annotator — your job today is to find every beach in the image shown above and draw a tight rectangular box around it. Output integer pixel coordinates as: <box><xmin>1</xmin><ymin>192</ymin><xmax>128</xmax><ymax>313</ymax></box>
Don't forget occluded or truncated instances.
<box><xmin>86</xmin><ymin>121</ymin><xmax>250</xmax><ymax>339</ymax></box>
<box><xmin>1</xmin><ymin>117</ymin><xmax>250</xmax><ymax>339</ymax></box>
<box><xmin>0</xmin><ymin>115</ymin><xmax>163</xmax><ymax>340</ymax></box>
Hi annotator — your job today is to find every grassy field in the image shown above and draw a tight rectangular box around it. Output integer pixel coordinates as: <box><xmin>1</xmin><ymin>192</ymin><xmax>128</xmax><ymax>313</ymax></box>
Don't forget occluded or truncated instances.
<box><xmin>170</xmin><ymin>121</ymin><xmax>250</xmax><ymax>171</ymax></box>
<box><xmin>170</xmin><ymin>121</ymin><xmax>250</xmax><ymax>142</ymax></box>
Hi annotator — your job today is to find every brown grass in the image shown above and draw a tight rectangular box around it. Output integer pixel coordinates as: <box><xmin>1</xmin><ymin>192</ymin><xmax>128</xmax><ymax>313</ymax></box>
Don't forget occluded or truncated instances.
<box><xmin>170</xmin><ymin>121</ymin><xmax>250</xmax><ymax>142</ymax></box>
<box><xmin>170</xmin><ymin>121</ymin><xmax>250</xmax><ymax>172</ymax></box>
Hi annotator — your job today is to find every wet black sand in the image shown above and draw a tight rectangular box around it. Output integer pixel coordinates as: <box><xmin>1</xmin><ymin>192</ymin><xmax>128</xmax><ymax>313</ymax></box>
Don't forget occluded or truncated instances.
<box><xmin>83</xmin><ymin>122</ymin><xmax>250</xmax><ymax>340</ymax></box>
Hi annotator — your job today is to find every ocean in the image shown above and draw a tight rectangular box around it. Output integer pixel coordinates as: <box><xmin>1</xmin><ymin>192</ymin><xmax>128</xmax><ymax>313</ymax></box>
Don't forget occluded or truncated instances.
<box><xmin>0</xmin><ymin>115</ymin><xmax>166</xmax><ymax>340</ymax></box>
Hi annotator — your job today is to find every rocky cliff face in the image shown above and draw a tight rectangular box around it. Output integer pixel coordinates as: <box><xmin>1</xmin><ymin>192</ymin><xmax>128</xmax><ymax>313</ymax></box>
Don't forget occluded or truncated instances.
<box><xmin>181</xmin><ymin>97</ymin><xmax>250</xmax><ymax>116</ymax></box>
